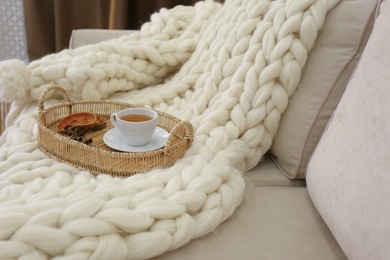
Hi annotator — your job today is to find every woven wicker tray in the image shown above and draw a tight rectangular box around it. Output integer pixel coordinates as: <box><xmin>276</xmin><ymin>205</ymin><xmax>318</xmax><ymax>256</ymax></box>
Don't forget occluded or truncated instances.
<box><xmin>37</xmin><ymin>85</ymin><xmax>193</xmax><ymax>177</ymax></box>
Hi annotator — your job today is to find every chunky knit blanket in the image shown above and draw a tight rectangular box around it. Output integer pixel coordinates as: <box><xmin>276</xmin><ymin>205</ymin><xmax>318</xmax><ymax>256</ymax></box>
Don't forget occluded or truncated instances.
<box><xmin>0</xmin><ymin>0</ymin><xmax>339</xmax><ymax>259</ymax></box>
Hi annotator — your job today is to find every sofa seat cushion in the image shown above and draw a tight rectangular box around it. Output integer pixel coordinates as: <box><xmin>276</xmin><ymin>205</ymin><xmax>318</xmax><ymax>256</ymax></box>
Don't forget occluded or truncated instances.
<box><xmin>155</xmin><ymin>187</ymin><xmax>346</xmax><ymax>260</ymax></box>
<box><xmin>307</xmin><ymin>0</ymin><xmax>390</xmax><ymax>259</ymax></box>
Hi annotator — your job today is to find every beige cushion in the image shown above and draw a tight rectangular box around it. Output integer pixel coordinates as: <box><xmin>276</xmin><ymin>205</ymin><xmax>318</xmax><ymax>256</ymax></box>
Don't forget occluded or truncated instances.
<box><xmin>307</xmin><ymin>1</ymin><xmax>390</xmax><ymax>258</ymax></box>
<box><xmin>269</xmin><ymin>0</ymin><xmax>379</xmax><ymax>179</ymax></box>
<box><xmin>245</xmin><ymin>154</ymin><xmax>306</xmax><ymax>187</ymax></box>
<box><xmin>155</xmin><ymin>187</ymin><xmax>346</xmax><ymax>260</ymax></box>
<box><xmin>69</xmin><ymin>29</ymin><xmax>135</xmax><ymax>49</ymax></box>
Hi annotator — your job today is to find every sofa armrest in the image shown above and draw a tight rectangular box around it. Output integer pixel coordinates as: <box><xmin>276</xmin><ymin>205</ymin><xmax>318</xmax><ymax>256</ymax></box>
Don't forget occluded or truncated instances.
<box><xmin>69</xmin><ymin>29</ymin><xmax>137</xmax><ymax>49</ymax></box>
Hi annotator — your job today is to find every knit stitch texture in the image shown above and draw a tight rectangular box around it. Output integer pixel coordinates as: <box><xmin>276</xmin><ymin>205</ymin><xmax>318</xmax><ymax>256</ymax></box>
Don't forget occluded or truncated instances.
<box><xmin>0</xmin><ymin>0</ymin><xmax>339</xmax><ymax>259</ymax></box>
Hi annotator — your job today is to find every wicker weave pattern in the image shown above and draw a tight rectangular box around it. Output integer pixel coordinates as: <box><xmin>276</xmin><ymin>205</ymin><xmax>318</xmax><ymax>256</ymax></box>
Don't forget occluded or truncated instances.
<box><xmin>38</xmin><ymin>85</ymin><xmax>193</xmax><ymax>177</ymax></box>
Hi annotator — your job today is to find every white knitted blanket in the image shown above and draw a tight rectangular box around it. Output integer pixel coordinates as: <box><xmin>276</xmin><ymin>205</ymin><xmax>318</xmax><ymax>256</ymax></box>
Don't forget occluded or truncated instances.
<box><xmin>0</xmin><ymin>0</ymin><xmax>339</xmax><ymax>259</ymax></box>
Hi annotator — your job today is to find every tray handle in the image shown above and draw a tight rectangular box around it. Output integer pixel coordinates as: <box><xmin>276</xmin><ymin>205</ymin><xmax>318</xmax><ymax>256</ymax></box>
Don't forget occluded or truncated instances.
<box><xmin>164</xmin><ymin>120</ymin><xmax>194</xmax><ymax>154</ymax></box>
<box><xmin>38</xmin><ymin>85</ymin><xmax>71</xmax><ymax>113</ymax></box>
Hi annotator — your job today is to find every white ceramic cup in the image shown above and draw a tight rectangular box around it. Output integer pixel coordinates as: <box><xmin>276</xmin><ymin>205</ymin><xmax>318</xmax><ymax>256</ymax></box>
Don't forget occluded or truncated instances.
<box><xmin>110</xmin><ymin>108</ymin><xmax>158</xmax><ymax>147</ymax></box>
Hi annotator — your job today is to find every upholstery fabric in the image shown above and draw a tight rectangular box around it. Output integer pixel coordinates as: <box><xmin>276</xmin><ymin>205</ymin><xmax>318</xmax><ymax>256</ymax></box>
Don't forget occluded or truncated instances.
<box><xmin>245</xmin><ymin>154</ymin><xmax>306</xmax><ymax>187</ymax></box>
<box><xmin>307</xmin><ymin>0</ymin><xmax>390</xmax><ymax>258</ymax></box>
<box><xmin>156</xmin><ymin>187</ymin><xmax>346</xmax><ymax>260</ymax></box>
<box><xmin>69</xmin><ymin>29</ymin><xmax>137</xmax><ymax>49</ymax></box>
<box><xmin>270</xmin><ymin>0</ymin><xmax>379</xmax><ymax>179</ymax></box>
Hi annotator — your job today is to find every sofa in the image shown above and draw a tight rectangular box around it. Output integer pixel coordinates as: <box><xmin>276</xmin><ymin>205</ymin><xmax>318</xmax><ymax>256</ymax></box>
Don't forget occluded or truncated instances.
<box><xmin>69</xmin><ymin>0</ymin><xmax>389</xmax><ymax>259</ymax></box>
<box><xmin>1</xmin><ymin>0</ymin><xmax>389</xmax><ymax>259</ymax></box>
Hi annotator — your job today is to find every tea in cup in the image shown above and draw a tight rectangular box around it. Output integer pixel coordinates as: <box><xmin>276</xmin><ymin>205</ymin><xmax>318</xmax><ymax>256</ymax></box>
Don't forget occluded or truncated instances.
<box><xmin>110</xmin><ymin>108</ymin><xmax>158</xmax><ymax>147</ymax></box>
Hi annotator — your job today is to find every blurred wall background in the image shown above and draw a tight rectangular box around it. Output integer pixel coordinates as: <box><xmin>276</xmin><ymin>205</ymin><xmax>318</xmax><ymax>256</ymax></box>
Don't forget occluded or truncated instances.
<box><xmin>0</xmin><ymin>0</ymin><xmax>29</xmax><ymax>63</ymax></box>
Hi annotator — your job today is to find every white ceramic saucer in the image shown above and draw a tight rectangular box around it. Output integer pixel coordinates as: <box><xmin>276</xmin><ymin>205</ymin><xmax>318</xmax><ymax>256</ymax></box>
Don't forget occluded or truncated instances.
<box><xmin>103</xmin><ymin>127</ymin><xmax>169</xmax><ymax>152</ymax></box>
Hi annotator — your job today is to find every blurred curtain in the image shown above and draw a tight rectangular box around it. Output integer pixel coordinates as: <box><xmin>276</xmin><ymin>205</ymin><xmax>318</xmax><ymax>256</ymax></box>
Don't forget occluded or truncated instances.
<box><xmin>24</xmin><ymin>0</ymin><xmax>111</xmax><ymax>60</ymax></box>
<box><xmin>23</xmin><ymin>0</ymin><xmax>209</xmax><ymax>61</ymax></box>
<box><xmin>111</xmin><ymin>0</ymin><xmax>208</xmax><ymax>30</ymax></box>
